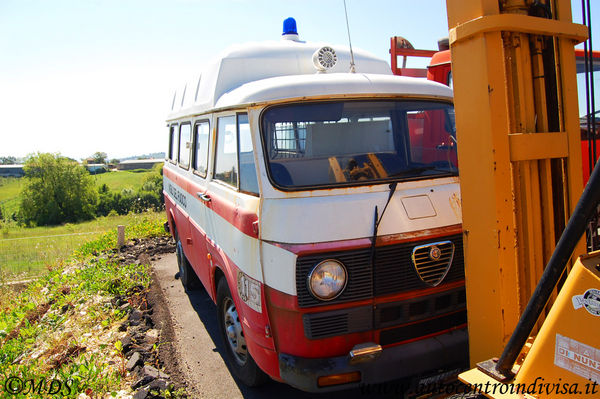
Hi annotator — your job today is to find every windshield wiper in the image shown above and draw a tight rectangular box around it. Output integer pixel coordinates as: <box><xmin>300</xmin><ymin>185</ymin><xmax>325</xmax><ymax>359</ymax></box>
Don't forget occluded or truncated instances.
<box><xmin>371</xmin><ymin>182</ymin><xmax>398</xmax><ymax>290</ymax></box>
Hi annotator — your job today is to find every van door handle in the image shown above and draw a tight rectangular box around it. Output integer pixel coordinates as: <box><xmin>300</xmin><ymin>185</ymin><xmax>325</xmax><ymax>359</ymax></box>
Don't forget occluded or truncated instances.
<box><xmin>197</xmin><ymin>192</ymin><xmax>211</xmax><ymax>203</ymax></box>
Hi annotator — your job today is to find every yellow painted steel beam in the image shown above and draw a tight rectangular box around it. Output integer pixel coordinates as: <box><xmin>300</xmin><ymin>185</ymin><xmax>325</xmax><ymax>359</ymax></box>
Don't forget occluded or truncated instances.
<box><xmin>449</xmin><ymin>13</ymin><xmax>588</xmax><ymax>45</ymax></box>
<box><xmin>447</xmin><ymin>0</ymin><xmax>586</xmax><ymax>367</ymax></box>
<box><xmin>508</xmin><ymin>132</ymin><xmax>568</xmax><ymax>161</ymax></box>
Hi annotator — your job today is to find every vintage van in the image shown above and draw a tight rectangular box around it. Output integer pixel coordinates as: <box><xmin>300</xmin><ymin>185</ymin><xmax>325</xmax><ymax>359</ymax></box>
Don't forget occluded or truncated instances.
<box><xmin>163</xmin><ymin>21</ymin><xmax>467</xmax><ymax>392</ymax></box>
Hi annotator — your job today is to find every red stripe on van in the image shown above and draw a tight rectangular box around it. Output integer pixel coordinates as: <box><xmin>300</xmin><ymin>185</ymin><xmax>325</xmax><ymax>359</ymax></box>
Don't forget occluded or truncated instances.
<box><xmin>163</xmin><ymin>167</ymin><xmax>258</xmax><ymax>238</ymax></box>
<box><xmin>267</xmin><ymin>224</ymin><xmax>462</xmax><ymax>256</ymax></box>
<box><xmin>204</xmin><ymin>187</ymin><xmax>259</xmax><ymax>239</ymax></box>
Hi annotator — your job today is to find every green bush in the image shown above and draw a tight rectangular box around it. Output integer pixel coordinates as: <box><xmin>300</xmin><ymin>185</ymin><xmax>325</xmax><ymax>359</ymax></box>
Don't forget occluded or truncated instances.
<box><xmin>20</xmin><ymin>153</ymin><xmax>98</xmax><ymax>226</ymax></box>
<box><xmin>93</xmin><ymin>169</ymin><xmax>163</xmax><ymax>217</ymax></box>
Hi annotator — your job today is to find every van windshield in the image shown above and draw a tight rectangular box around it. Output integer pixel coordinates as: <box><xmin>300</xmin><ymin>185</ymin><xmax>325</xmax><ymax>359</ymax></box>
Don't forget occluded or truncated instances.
<box><xmin>261</xmin><ymin>100</ymin><xmax>458</xmax><ymax>190</ymax></box>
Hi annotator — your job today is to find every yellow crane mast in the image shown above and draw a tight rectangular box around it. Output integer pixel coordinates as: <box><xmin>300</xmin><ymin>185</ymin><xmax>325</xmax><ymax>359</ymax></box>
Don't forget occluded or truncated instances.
<box><xmin>448</xmin><ymin>0</ymin><xmax>599</xmax><ymax>397</ymax></box>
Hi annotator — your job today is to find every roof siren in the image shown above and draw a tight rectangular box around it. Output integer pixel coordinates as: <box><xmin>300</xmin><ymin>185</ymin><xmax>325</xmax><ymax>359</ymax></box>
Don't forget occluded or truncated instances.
<box><xmin>282</xmin><ymin>17</ymin><xmax>300</xmax><ymax>41</ymax></box>
<box><xmin>312</xmin><ymin>46</ymin><xmax>337</xmax><ymax>73</ymax></box>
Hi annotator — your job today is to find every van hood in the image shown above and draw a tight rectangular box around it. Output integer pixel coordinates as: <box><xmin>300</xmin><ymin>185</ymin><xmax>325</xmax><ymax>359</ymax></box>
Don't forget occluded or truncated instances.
<box><xmin>260</xmin><ymin>178</ymin><xmax>461</xmax><ymax>244</ymax></box>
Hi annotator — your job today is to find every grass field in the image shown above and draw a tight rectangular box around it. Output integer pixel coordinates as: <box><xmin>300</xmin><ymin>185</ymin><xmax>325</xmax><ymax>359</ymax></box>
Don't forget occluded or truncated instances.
<box><xmin>0</xmin><ymin>177</ymin><xmax>24</xmax><ymax>218</ymax></box>
<box><xmin>0</xmin><ymin>170</ymin><xmax>156</xmax><ymax>218</ymax></box>
<box><xmin>92</xmin><ymin>169</ymin><xmax>155</xmax><ymax>192</ymax></box>
<box><xmin>0</xmin><ymin>170</ymin><xmax>163</xmax><ymax>278</ymax></box>
<box><xmin>0</xmin><ymin>211</ymin><xmax>166</xmax><ymax>279</ymax></box>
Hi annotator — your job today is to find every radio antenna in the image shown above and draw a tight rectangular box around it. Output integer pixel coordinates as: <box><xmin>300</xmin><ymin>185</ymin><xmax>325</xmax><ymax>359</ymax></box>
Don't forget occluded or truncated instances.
<box><xmin>343</xmin><ymin>0</ymin><xmax>356</xmax><ymax>73</ymax></box>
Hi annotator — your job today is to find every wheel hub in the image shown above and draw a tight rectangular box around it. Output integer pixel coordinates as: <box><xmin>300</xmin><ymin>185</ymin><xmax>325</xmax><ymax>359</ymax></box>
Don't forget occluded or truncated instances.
<box><xmin>223</xmin><ymin>298</ymin><xmax>247</xmax><ymax>365</ymax></box>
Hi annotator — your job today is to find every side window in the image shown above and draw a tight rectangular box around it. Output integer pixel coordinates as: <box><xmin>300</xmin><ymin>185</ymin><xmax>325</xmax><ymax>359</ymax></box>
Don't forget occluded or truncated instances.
<box><xmin>214</xmin><ymin>116</ymin><xmax>238</xmax><ymax>186</ymax></box>
<box><xmin>193</xmin><ymin>121</ymin><xmax>210</xmax><ymax>177</ymax></box>
<box><xmin>179</xmin><ymin>123</ymin><xmax>191</xmax><ymax>168</ymax></box>
<box><xmin>238</xmin><ymin>114</ymin><xmax>259</xmax><ymax>195</ymax></box>
<box><xmin>168</xmin><ymin>126</ymin><xmax>173</xmax><ymax>160</ymax></box>
<box><xmin>169</xmin><ymin>125</ymin><xmax>178</xmax><ymax>161</ymax></box>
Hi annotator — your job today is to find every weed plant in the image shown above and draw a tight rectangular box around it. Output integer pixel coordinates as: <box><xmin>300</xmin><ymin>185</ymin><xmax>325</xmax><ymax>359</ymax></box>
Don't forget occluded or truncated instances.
<box><xmin>0</xmin><ymin>214</ymin><xmax>168</xmax><ymax>398</ymax></box>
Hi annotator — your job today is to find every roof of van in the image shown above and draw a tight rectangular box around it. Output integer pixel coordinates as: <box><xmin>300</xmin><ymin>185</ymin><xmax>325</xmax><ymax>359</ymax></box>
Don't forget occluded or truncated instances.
<box><xmin>167</xmin><ymin>40</ymin><xmax>452</xmax><ymax>119</ymax></box>
<box><xmin>215</xmin><ymin>73</ymin><xmax>453</xmax><ymax>109</ymax></box>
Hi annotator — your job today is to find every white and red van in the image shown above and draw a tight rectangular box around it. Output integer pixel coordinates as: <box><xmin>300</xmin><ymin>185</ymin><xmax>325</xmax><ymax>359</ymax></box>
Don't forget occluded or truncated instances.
<box><xmin>163</xmin><ymin>21</ymin><xmax>467</xmax><ymax>392</ymax></box>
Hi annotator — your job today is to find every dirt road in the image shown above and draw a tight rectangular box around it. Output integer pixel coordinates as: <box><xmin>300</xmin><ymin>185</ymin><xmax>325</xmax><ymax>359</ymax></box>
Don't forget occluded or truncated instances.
<box><xmin>151</xmin><ymin>253</ymin><xmax>419</xmax><ymax>399</ymax></box>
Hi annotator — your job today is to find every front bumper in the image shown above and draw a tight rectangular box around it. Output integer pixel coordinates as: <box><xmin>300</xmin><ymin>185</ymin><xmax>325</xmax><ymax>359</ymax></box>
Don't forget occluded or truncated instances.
<box><xmin>279</xmin><ymin>328</ymin><xmax>468</xmax><ymax>393</ymax></box>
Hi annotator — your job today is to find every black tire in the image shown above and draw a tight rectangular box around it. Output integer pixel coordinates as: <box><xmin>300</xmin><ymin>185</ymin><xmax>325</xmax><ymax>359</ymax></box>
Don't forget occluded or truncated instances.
<box><xmin>217</xmin><ymin>277</ymin><xmax>268</xmax><ymax>387</ymax></box>
<box><xmin>175</xmin><ymin>238</ymin><xmax>200</xmax><ymax>291</ymax></box>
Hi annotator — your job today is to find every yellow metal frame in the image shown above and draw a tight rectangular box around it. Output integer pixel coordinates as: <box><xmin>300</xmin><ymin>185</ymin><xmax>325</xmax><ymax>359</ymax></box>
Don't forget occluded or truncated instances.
<box><xmin>447</xmin><ymin>0</ymin><xmax>586</xmax><ymax>366</ymax></box>
<box><xmin>449</xmin><ymin>13</ymin><xmax>587</xmax><ymax>44</ymax></box>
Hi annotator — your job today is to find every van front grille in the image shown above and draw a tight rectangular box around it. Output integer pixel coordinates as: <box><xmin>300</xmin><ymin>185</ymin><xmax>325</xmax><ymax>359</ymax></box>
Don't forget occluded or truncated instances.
<box><xmin>296</xmin><ymin>234</ymin><xmax>464</xmax><ymax>308</ymax></box>
<box><xmin>411</xmin><ymin>241</ymin><xmax>455</xmax><ymax>287</ymax></box>
<box><xmin>302</xmin><ymin>288</ymin><xmax>466</xmax><ymax>340</ymax></box>
<box><xmin>303</xmin><ymin>306</ymin><xmax>372</xmax><ymax>339</ymax></box>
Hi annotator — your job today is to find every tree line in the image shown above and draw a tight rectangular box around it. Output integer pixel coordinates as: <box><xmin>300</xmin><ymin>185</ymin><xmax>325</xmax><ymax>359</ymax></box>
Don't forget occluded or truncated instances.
<box><xmin>4</xmin><ymin>153</ymin><xmax>164</xmax><ymax>227</ymax></box>
<box><xmin>0</xmin><ymin>156</ymin><xmax>20</xmax><ymax>165</ymax></box>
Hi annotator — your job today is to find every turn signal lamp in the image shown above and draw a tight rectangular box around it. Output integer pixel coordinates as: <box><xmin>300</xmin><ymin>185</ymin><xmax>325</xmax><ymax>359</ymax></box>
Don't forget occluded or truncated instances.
<box><xmin>317</xmin><ymin>371</ymin><xmax>361</xmax><ymax>387</ymax></box>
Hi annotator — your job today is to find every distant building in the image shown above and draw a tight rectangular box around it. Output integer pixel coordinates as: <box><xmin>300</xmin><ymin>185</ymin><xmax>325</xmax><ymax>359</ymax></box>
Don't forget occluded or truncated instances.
<box><xmin>116</xmin><ymin>159</ymin><xmax>164</xmax><ymax>171</ymax></box>
<box><xmin>0</xmin><ymin>164</ymin><xmax>24</xmax><ymax>177</ymax></box>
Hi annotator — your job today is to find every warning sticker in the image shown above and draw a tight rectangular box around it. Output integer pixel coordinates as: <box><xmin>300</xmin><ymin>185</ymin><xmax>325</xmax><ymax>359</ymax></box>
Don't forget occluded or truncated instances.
<box><xmin>555</xmin><ymin>334</ymin><xmax>600</xmax><ymax>384</ymax></box>
<box><xmin>572</xmin><ymin>288</ymin><xmax>600</xmax><ymax>316</ymax></box>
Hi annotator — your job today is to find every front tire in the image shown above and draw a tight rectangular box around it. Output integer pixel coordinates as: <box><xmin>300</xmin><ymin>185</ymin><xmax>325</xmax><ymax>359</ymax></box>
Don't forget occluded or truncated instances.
<box><xmin>217</xmin><ymin>277</ymin><xmax>268</xmax><ymax>387</ymax></box>
<box><xmin>175</xmin><ymin>238</ymin><xmax>200</xmax><ymax>291</ymax></box>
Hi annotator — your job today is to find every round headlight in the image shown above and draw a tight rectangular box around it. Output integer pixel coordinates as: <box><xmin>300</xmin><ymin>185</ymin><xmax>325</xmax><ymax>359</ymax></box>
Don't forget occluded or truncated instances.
<box><xmin>307</xmin><ymin>259</ymin><xmax>347</xmax><ymax>301</ymax></box>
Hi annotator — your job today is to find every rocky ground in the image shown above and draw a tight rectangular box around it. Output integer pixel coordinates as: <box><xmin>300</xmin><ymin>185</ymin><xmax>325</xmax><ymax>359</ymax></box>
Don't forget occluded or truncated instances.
<box><xmin>108</xmin><ymin>236</ymin><xmax>188</xmax><ymax>399</ymax></box>
<box><xmin>108</xmin><ymin>236</ymin><xmax>176</xmax><ymax>266</ymax></box>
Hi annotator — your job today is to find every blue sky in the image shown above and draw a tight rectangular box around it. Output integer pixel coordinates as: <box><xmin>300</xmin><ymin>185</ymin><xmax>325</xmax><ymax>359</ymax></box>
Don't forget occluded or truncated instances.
<box><xmin>0</xmin><ymin>0</ymin><xmax>597</xmax><ymax>160</ymax></box>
